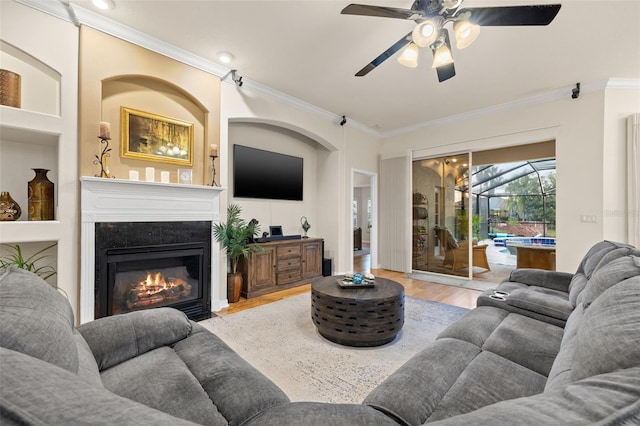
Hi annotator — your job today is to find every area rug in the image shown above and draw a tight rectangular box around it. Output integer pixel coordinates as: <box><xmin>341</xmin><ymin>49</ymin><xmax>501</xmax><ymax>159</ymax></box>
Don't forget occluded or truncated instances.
<box><xmin>198</xmin><ymin>293</ymin><xmax>468</xmax><ymax>404</ymax></box>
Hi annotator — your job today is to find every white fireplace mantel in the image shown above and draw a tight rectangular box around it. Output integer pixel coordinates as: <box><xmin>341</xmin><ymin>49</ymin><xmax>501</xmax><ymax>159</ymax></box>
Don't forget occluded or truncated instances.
<box><xmin>80</xmin><ymin>177</ymin><xmax>225</xmax><ymax>324</ymax></box>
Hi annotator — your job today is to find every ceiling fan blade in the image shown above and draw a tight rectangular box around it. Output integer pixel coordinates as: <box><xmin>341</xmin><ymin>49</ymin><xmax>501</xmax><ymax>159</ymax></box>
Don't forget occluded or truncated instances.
<box><xmin>341</xmin><ymin>4</ymin><xmax>421</xmax><ymax>20</ymax></box>
<box><xmin>355</xmin><ymin>32</ymin><xmax>412</xmax><ymax>77</ymax></box>
<box><xmin>433</xmin><ymin>29</ymin><xmax>456</xmax><ymax>83</ymax></box>
<box><xmin>435</xmin><ymin>63</ymin><xmax>456</xmax><ymax>82</ymax></box>
<box><xmin>458</xmin><ymin>5</ymin><xmax>561</xmax><ymax>26</ymax></box>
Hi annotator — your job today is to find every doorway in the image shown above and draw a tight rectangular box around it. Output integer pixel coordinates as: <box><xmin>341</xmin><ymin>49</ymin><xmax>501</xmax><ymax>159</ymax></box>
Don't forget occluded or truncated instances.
<box><xmin>352</xmin><ymin>170</ymin><xmax>377</xmax><ymax>273</ymax></box>
<box><xmin>412</xmin><ymin>141</ymin><xmax>556</xmax><ymax>284</ymax></box>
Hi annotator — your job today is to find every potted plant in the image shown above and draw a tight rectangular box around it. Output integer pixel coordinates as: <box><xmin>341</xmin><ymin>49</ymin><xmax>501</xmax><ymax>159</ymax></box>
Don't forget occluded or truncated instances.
<box><xmin>213</xmin><ymin>204</ymin><xmax>262</xmax><ymax>303</ymax></box>
<box><xmin>0</xmin><ymin>242</ymin><xmax>57</xmax><ymax>281</ymax></box>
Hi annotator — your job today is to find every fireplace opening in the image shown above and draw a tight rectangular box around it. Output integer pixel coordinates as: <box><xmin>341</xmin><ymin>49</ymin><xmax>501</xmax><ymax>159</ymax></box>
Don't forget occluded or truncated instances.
<box><xmin>95</xmin><ymin>221</ymin><xmax>212</xmax><ymax>321</ymax></box>
<box><xmin>108</xmin><ymin>244</ymin><xmax>203</xmax><ymax>316</ymax></box>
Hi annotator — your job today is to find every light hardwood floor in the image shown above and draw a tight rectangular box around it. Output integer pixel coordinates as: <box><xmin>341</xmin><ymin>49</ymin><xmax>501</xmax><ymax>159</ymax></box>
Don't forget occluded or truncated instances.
<box><xmin>216</xmin><ymin>252</ymin><xmax>483</xmax><ymax>316</ymax></box>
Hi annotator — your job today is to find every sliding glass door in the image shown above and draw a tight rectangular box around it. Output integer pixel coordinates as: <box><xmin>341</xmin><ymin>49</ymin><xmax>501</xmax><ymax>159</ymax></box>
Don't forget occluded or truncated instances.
<box><xmin>412</xmin><ymin>153</ymin><xmax>471</xmax><ymax>277</ymax></box>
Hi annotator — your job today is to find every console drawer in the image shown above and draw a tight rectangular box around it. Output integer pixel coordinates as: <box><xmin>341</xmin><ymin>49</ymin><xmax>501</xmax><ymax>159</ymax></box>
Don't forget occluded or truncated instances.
<box><xmin>277</xmin><ymin>243</ymin><xmax>302</xmax><ymax>259</ymax></box>
<box><xmin>277</xmin><ymin>257</ymin><xmax>301</xmax><ymax>272</ymax></box>
<box><xmin>277</xmin><ymin>270</ymin><xmax>302</xmax><ymax>285</ymax></box>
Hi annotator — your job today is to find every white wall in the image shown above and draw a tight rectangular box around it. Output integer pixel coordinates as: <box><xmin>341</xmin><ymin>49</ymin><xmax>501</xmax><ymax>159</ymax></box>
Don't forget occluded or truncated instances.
<box><xmin>603</xmin><ymin>87</ymin><xmax>640</xmax><ymax>241</ymax></box>
<box><xmin>380</xmin><ymin>81</ymin><xmax>640</xmax><ymax>272</ymax></box>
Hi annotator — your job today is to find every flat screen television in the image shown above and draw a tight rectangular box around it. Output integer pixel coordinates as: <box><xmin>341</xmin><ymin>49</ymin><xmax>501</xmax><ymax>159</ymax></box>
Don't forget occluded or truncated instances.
<box><xmin>233</xmin><ymin>144</ymin><xmax>304</xmax><ymax>201</ymax></box>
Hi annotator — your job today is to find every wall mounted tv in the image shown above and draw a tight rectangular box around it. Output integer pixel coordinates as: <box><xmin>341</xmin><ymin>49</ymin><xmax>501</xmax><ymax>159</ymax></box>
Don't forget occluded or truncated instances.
<box><xmin>233</xmin><ymin>144</ymin><xmax>304</xmax><ymax>201</ymax></box>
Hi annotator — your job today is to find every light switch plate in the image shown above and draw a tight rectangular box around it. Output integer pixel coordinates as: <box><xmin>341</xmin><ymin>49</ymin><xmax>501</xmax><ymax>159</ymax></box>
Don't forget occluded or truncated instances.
<box><xmin>580</xmin><ymin>214</ymin><xmax>597</xmax><ymax>223</ymax></box>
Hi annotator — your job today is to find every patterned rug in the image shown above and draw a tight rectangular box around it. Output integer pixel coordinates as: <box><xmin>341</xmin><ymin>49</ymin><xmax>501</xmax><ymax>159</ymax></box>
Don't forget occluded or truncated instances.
<box><xmin>199</xmin><ymin>293</ymin><xmax>468</xmax><ymax>404</ymax></box>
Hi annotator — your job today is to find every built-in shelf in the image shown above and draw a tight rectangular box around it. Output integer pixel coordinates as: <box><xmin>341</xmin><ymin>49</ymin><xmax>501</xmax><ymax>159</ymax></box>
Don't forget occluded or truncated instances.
<box><xmin>1</xmin><ymin>1</ymin><xmax>79</xmax><ymax>317</ymax></box>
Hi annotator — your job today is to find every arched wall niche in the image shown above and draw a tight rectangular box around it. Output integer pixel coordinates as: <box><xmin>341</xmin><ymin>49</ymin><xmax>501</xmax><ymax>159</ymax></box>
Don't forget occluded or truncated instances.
<box><xmin>97</xmin><ymin>74</ymin><xmax>209</xmax><ymax>183</ymax></box>
<box><xmin>229</xmin><ymin>117</ymin><xmax>337</xmax><ymax>152</ymax></box>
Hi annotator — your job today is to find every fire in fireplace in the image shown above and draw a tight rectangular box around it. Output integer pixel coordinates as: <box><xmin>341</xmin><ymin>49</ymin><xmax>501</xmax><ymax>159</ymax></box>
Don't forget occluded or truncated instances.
<box><xmin>95</xmin><ymin>221</ymin><xmax>212</xmax><ymax>321</ymax></box>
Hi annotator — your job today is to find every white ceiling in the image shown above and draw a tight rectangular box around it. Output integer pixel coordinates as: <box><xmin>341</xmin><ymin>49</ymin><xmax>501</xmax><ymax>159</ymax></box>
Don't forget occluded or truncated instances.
<box><xmin>64</xmin><ymin>0</ymin><xmax>640</xmax><ymax>135</ymax></box>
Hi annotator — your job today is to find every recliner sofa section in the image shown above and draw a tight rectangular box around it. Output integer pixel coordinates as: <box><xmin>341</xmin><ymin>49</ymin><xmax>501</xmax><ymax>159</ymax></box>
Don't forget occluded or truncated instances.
<box><xmin>364</xmin><ymin>242</ymin><xmax>640</xmax><ymax>425</ymax></box>
<box><xmin>475</xmin><ymin>240</ymin><xmax>637</xmax><ymax>327</ymax></box>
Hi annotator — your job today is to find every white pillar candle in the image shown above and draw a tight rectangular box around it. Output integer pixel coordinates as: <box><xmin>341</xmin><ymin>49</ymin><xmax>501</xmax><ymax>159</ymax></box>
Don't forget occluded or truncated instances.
<box><xmin>145</xmin><ymin>167</ymin><xmax>155</xmax><ymax>182</ymax></box>
<box><xmin>129</xmin><ymin>170</ymin><xmax>139</xmax><ymax>181</ymax></box>
<box><xmin>160</xmin><ymin>171</ymin><xmax>170</xmax><ymax>183</ymax></box>
<box><xmin>209</xmin><ymin>144</ymin><xmax>218</xmax><ymax>157</ymax></box>
<box><xmin>99</xmin><ymin>122</ymin><xmax>111</xmax><ymax>139</ymax></box>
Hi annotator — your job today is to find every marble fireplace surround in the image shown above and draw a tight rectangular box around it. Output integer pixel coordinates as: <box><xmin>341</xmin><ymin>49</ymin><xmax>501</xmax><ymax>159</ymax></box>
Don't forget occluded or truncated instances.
<box><xmin>80</xmin><ymin>177</ymin><xmax>223</xmax><ymax>324</ymax></box>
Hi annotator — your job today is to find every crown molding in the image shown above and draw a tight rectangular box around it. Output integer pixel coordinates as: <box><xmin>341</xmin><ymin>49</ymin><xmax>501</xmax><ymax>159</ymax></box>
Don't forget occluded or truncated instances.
<box><xmin>381</xmin><ymin>78</ymin><xmax>640</xmax><ymax>139</ymax></box>
<box><xmin>14</xmin><ymin>0</ymin><xmax>75</xmax><ymax>23</ymax></box>
<box><xmin>606</xmin><ymin>78</ymin><xmax>640</xmax><ymax>90</ymax></box>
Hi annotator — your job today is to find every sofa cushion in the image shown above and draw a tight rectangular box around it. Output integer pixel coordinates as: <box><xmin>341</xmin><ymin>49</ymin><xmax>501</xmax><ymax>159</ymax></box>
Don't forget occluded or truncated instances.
<box><xmin>364</xmin><ymin>338</ymin><xmax>482</xmax><ymax>426</ymax></box>
<box><xmin>0</xmin><ymin>266</ymin><xmax>78</xmax><ymax>373</ymax></box>
<box><xmin>78</xmin><ymin>307</ymin><xmax>193</xmax><ymax>371</ymax></box>
<box><xmin>544</xmin><ymin>303</ymin><xmax>584</xmax><ymax>391</ymax></box>
<box><xmin>438</xmin><ymin>306</ymin><xmax>562</xmax><ymax>376</ymax></box>
<box><xmin>568</xmin><ymin>273</ymin><xmax>588</xmax><ymax>306</ymax></box>
<box><xmin>73</xmin><ymin>329</ymin><xmax>103</xmax><ymax>388</ymax></box>
<box><xmin>580</xmin><ymin>255</ymin><xmax>640</xmax><ymax>309</ymax></box>
<box><xmin>244</xmin><ymin>402</ymin><xmax>401</xmax><ymax>426</ymax></box>
<box><xmin>101</xmin><ymin>346</ymin><xmax>227</xmax><ymax>426</ymax></box>
<box><xmin>437</xmin><ymin>306</ymin><xmax>509</xmax><ymax>348</ymax></box>
<box><xmin>507</xmin><ymin>269</ymin><xmax>573</xmax><ymax>293</ymax></box>
<box><xmin>578</xmin><ymin>240</ymin><xmax>635</xmax><ymax>278</ymax></box>
<box><xmin>482</xmin><ymin>313</ymin><xmax>563</xmax><ymax>376</ymax></box>
<box><xmin>0</xmin><ymin>347</ymin><xmax>199</xmax><ymax>426</ymax></box>
<box><xmin>424</xmin><ymin>367</ymin><xmax>640</xmax><ymax>426</ymax></box>
<box><xmin>426</xmin><ymin>350</ymin><xmax>547</xmax><ymax>423</ymax></box>
<box><xmin>172</xmin><ymin>323</ymin><xmax>291</xmax><ymax>426</ymax></box>
<box><xmin>573</xmin><ymin>277</ymin><xmax>640</xmax><ymax>382</ymax></box>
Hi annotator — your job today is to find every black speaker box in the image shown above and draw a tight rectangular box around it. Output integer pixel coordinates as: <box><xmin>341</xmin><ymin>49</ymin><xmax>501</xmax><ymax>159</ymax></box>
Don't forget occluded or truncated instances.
<box><xmin>322</xmin><ymin>258</ymin><xmax>332</xmax><ymax>277</ymax></box>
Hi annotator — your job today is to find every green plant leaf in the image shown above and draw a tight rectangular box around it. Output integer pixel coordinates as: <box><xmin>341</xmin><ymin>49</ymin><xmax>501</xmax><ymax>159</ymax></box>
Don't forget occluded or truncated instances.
<box><xmin>213</xmin><ymin>204</ymin><xmax>263</xmax><ymax>274</ymax></box>
<box><xmin>0</xmin><ymin>242</ymin><xmax>57</xmax><ymax>280</ymax></box>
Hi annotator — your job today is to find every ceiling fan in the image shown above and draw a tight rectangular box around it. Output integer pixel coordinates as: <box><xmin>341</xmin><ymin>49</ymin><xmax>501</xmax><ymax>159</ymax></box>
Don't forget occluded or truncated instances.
<box><xmin>342</xmin><ymin>0</ymin><xmax>561</xmax><ymax>82</ymax></box>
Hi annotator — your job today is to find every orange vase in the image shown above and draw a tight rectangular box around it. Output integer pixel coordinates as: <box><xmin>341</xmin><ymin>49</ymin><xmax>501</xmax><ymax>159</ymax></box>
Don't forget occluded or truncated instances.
<box><xmin>227</xmin><ymin>273</ymin><xmax>243</xmax><ymax>303</ymax></box>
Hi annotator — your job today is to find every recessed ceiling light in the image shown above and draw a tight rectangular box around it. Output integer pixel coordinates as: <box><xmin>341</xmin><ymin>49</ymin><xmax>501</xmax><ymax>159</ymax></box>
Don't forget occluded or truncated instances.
<box><xmin>217</xmin><ymin>51</ymin><xmax>234</xmax><ymax>64</ymax></box>
<box><xmin>92</xmin><ymin>0</ymin><xmax>115</xmax><ymax>10</ymax></box>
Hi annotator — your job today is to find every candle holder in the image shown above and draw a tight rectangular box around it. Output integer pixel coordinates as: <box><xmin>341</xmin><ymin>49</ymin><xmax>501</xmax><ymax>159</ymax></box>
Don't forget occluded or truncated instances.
<box><xmin>94</xmin><ymin>137</ymin><xmax>115</xmax><ymax>179</ymax></box>
<box><xmin>209</xmin><ymin>154</ymin><xmax>219</xmax><ymax>186</ymax></box>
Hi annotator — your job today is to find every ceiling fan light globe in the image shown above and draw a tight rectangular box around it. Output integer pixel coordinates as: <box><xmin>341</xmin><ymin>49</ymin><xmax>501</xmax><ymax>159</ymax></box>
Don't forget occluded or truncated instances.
<box><xmin>397</xmin><ymin>43</ymin><xmax>419</xmax><ymax>68</ymax></box>
<box><xmin>412</xmin><ymin>20</ymin><xmax>438</xmax><ymax>47</ymax></box>
<box><xmin>454</xmin><ymin>20</ymin><xmax>480</xmax><ymax>49</ymax></box>
<box><xmin>432</xmin><ymin>44</ymin><xmax>454</xmax><ymax>68</ymax></box>
<box><xmin>92</xmin><ymin>0</ymin><xmax>115</xmax><ymax>10</ymax></box>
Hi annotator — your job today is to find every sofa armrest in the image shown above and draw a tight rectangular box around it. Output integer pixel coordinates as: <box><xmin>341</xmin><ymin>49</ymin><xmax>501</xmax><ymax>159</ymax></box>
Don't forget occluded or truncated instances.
<box><xmin>506</xmin><ymin>289</ymin><xmax>574</xmax><ymax>321</ymax></box>
<box><xmin>507</xmin><ymin>269</ymin><xmax>574</xmax><ymax>293</ymax></box>
<box><xmin>77</xmin><ymin>307</ymin><xmax>192</xmax><ymax>371</ymax></box>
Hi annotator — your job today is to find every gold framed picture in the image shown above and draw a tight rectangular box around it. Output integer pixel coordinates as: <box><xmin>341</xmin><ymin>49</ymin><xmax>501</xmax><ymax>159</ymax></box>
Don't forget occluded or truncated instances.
<box><xmin>121</xmin><ymin>107</ymin><xmax>194</xmax><ymax>166</ymax></box>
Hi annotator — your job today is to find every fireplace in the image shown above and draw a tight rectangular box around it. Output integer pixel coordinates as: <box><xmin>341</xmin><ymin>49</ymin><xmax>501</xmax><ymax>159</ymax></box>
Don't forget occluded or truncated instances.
<box><xmin>95</xmin><ymin>221</ymin><xmax>211</xmax><ymax>321</ymax></box>
<box><xmin>80</xmin><ymin>177</ymin><xmax>224</xmax><ymax>324</ymax></box>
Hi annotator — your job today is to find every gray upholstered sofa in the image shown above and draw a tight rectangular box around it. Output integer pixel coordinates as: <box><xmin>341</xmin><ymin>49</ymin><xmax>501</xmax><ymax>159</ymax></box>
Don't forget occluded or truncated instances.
<box><xmin>0</xmin><ymin>266</ymin><xmax>396</xmax><ymax>426</ymax></box>
<box><xmin>364</xmin><ymin>240</ymin><xmax>640</xmax><ymax>425</ymax></box>
<box><xmin>2</xmin><ymin>239</ymin><xmax>640</xmax><ymax>425</ymax></box>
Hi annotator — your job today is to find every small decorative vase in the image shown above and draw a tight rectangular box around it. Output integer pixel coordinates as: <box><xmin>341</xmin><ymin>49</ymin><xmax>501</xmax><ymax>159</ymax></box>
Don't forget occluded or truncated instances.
<box><xmin>28</xmin><ymin>168</ymin><xmax>54</xmax><ymax>221</ymax></box>
<box><xmin>0</xmin><ymin>192</ymin><xmax>21</xmax><ymax>221</ymax></box>
<box><xmin>0</xmin><ymin>69</ymin><xmax>21</xmax><ymax>108</ymax></box>
<box><xmin>300</xmin><ymin>216</ymin><xmax>310</xmax><ymax>238</ymax></box>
